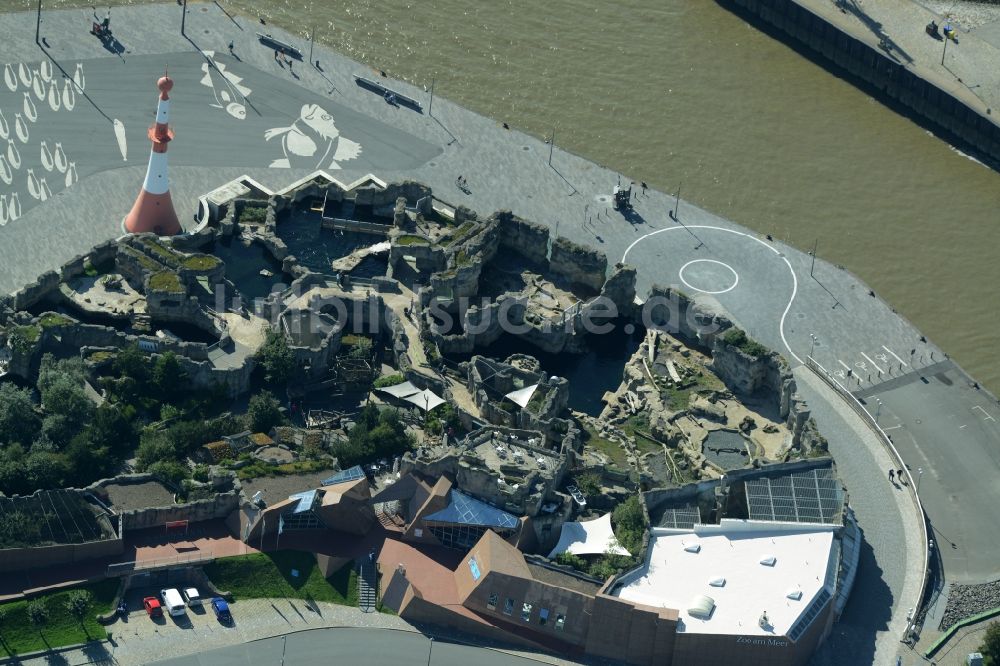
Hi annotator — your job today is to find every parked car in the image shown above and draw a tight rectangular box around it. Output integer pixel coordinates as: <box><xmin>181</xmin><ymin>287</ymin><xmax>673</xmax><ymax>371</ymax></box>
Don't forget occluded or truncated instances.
<box><xmin>211</xmin><ymin>597</ymin><xmax>232</xmax><ymax>624</ymax></box>
<box><xmin>143</xmin><ymin>596</ymin><xmax>163</xmax><ymax>618</ymax></box>
<box><xmin>566</xmin><ymin>485</ymin><xmax>587</xmax><ymax>508</ymax></box>
<box><xmin>160</xmin><ymin>588</ymin><xmax>187</xmax><ymax>617</ymax></box>
<box><xmin>182</xmin><ymin>587</ymin><xmax>202</xmax><ymax>607</ymax></box>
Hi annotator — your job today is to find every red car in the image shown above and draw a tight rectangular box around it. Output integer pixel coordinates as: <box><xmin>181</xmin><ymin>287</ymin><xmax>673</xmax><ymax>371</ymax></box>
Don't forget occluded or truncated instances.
<box><xmin>143</xmin><ymin>596</ymin><xmax>163</xmax><ymax>618</ymax></box>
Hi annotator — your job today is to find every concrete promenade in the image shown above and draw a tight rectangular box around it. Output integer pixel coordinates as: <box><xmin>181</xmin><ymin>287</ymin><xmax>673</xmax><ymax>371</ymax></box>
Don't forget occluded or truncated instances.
<box><xmin>0</xmin><ymin>3</ymin><xmax>993</xmax><ymax>665</ymax></box>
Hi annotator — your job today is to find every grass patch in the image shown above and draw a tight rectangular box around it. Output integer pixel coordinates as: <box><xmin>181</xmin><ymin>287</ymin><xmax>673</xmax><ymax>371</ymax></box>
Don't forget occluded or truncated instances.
<box><xmin>454</xmin><ymin>248</ymin><xmax>473</xmax><ymax>267</ymax></box>
<box><xmin>87</xmin><ymin>351</ymin><xmax>116</xmax><ymax>363</ymax></box>
<box><xmin>204</xmin><ymin>551</ymin><xmax>357</xmax><ymax>606</ymax></box>
<box><xmin>396</xmin><ymin>234</ymin><xmax>428</xmax><ymax>246</ymax></box>
<box><xmin>238</xmin><ymin>206</ymin><xmax>268</xmax><ymax>225</ymax></box>
<box><xmin>181</xmin><ymin>255</ymin><xmax>221</xmax><ymax>271</ymax></box>
<box><xmin>235</xmin><ymin>459</ymin><xmax>331</xmax><ymax>481</ymax></box>
<box><xmin>583</xmin><ymin>423</ymin><xmax>629</xmax><ymax>469</ymax></box>
<box><xmin>39</xmin><ymin>313</ymin><xmax>73</xmax><ymax>329</ymax></box>
<box><xmin>122</xmin><ymin>246</ymin><xmax>163</xmax><ymax>272</ymax></box>
<box><xmin>374</xmin><ymin>374</ymin><xmax>405</xmax><ymax>389</ymax></box>
<box><xmin>633</xmin><ymin>431</ymin><xmax>662</xmax><ymax>457</ymax></box>
<box><xmin>447</xmin><ymin>221</ymin><xmax>474</xmax><ymax>244</ymax></box>
<box><xmin>0</xmin><ymin>579</ymin><xmax>117</xmax><ymax>656</ymax></box>
<box><xmin>140</xmin><ymin>238</ymin><xmax>181</xmax><ymax>267</ymax></box>
<box><xmin>148</xmin><ymin>271</ymin><xmax>185</xmax><ymax>293</ymax></box>
<box><xmin>14</xmin><ymin>325</ymin><xmax>40</xmax><ymax>343</ymax></box>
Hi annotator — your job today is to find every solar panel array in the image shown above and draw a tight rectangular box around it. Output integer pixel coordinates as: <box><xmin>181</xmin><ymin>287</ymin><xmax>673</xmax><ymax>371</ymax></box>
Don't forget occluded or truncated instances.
<box><xmin>744</xmin><ymin>467</ymin><xmax>843</xmax><ymax>524</ymax></box>
<box><xmin>657</xmin><ymin>504</ymin><xmax>701</xmax><ymax>529</ymax></box>
<box><xmin>322</xmin><ymin>465</ymin><xmax>365</xmax><ymax>486</ymax></box>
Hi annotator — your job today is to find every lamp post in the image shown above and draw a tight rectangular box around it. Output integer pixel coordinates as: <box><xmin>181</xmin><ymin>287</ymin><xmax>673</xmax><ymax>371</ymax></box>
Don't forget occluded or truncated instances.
<box><xmin>809</xmin><ymin>333</ymin><xmax>818</xmax><ymax>359</ymax></box>
<box><xmin>428</xmin><ymin>78</ymin><xmax>435</xmax><ymax>117</ymax></box>
<box><xmin>35</xmin><ymin>0</ymin><xmax>41</xmax><ymax>45</ymax></box>
<box><xmin>669</xmin><ymin>184</ymin><xmax>681</xmax><ymax>221</ymax></box>
<box><xmin>875</xmin><ymin>397</ymin><xmax>883</xmax><ymax>424</ymax></box>
<box><xmin>427</xmin><ymin>637</ymin><xmax>434</xmax><ymax>666</ymax></box>
<box><xmin>917</xmin><ymin>467</ymin><xmax>924</xmax><ymax>494</ymax></box>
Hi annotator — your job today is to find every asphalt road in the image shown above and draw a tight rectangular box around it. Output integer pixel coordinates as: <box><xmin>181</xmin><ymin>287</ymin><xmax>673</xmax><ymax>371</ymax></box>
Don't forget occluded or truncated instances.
<box><xmin>857</xmin><ymin>362</ymin><xmax>1000</xmax><ymax>583</ymax></box>
<box><xmin>150</xmin><ymin>627</ymin><xmax>548</xmax><ymax>666</ymax></box>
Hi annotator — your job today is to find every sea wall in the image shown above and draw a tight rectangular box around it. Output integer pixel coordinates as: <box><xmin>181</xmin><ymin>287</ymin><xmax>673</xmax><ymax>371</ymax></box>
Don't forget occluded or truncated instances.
<box><xmin>726</xmin><ymin>0</ymin><xmax>1000</xmax><ymax>163</ymax></box>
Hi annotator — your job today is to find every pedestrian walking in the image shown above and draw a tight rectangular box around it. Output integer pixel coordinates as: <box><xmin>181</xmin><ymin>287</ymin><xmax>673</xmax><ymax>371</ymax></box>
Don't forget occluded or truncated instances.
<box><xmin>888</xmin><ymin>469</ymin><xmax>895</xmax><ymax>482</ymax></box>
<box><xmin>228</xmin><ymin>40</ymin><xmax>235</xmax><ymax>55</ymax></box>
<box><xmin>641</xmin><ymin>181</ymin><xmax>648</xmax><ymax>196</ymax></box>
<box><xmin>898</xmin><ymin>469</ymin><xmax>906</xmax><ymax>484</ymax></box>
<box><xmin>274</xmin><ymin>49</ymin><xmax>280</xmax><ymax>63</ymax></box>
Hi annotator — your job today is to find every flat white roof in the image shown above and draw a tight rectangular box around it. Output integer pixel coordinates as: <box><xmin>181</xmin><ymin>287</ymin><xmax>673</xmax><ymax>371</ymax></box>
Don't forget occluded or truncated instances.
<box><xmin>614</xmin><ymin>519</ymin><xmax>836</xmax><ymax>637</ymax></box>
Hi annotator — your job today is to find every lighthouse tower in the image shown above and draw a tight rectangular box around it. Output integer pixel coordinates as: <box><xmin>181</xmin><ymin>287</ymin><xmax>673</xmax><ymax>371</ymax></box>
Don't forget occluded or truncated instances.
<box><xmin>124</xmin><ymin>73</ymin><xmax>182</xmax><ymax>236</ymax></box>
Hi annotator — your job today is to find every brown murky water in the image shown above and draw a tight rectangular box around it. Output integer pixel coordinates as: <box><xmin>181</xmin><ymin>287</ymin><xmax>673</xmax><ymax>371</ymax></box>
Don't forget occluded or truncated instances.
<box><xmin>5</xmin><ymin>0</ymin><xmax>1000</xmax><ymax>390</ymax></box>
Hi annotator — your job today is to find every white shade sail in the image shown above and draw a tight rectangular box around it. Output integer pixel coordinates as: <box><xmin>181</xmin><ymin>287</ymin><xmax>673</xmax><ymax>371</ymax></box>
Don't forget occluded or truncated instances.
<box><xmin>548</xmin><ymin>512</ymin><xmax>630</xmax><ymax>558</ymax></box>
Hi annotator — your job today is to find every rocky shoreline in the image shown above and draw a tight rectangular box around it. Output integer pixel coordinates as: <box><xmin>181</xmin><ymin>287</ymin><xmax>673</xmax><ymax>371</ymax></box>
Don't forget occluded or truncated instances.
<box><xmin>939</xmin><ymin>578</ymin><xmax>1000</xmax><ymax>629</ymax></box>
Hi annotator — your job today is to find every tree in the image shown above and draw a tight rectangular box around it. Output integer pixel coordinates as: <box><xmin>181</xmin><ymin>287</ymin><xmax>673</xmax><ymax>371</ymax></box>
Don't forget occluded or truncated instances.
<box><xmin>135</xmin><ymin>431</ymin><xmax>176</xmax><ymax>471</ymax></box>
<box><xmin>26</xmin><ymin>599</ymin><xmax>49</xmax><ymax>637</ymax></box>
<box><xmin>148</xmin><ymin>459</ymin><xmax>188</xmax><ymax>486</ymax></box>
<box><xmin>347</xmin><ymin>337</ymin><xmax>373</xmax><ymax>360</ymax></box>
<box><xmin>37</xmin><ymin>354</ymin><xmax>87</xmax><ymax>394</ymax></box>
<box><xmin>981</xmin><ymin>620</ymin><xmax>1000</xmax><ymax>665</ymax></box>
<box><xmin>112</xmin><ymin>343</ymin><xmax>149</xmax><ymax>383</ymax></box>
<box><xmin>38</xmin><ymin>372</ymin><xmax>94</xmax><ymax>445</ymax></box>
<box><xmin>575</xmin><ymin>473</ymin><xmax>602</xmax><ymax>500</ymax></box>
<box><xmin>153</xmin><ymin>352</ymin><xmax>187</xmax><ymax>399</ymax></box>
<box><xmin>257</xmin><ymin>330</ymin><xmax>294</xmax><ymax>384</ymax></box>
<box><xmin>247</xmin><ymin>391</ymin><xmax>283</xmax><ymax>433</ymax></box>
<box><xmin>65</xmin><ymin>590</ymin><xmax>92</xmax><ymax>629</ymax></box>
<box><xmin>612</xmin><ymin>495</ymin><xmax>646</xmax><ymax>555</ymax></box>
<box><xmin>0</xmin><ymin>384</ymin><xmax>41</xmax><ymax>446</ymax></box>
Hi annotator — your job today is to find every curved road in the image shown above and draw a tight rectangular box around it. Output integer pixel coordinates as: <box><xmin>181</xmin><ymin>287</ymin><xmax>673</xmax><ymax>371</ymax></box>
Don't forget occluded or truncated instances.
<box><xmin>150</xmin><ymin>627</ymin><xmax>552</xmax><ymax>666</ymax></box>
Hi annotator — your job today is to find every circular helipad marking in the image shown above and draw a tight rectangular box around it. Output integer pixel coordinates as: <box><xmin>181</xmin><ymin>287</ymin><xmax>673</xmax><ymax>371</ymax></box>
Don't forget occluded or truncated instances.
<box><xmin>678</xmin><ymin>259</ymin><xmax>739</xmax><ymax>295</ymax></box>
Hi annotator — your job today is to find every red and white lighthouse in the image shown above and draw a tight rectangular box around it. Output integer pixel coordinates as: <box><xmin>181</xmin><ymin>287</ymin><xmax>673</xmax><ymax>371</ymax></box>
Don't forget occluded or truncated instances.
<box><xmin>124</xmin><ymin>72</ymin><xmax>182</xmax><ymax>236</ymax></box>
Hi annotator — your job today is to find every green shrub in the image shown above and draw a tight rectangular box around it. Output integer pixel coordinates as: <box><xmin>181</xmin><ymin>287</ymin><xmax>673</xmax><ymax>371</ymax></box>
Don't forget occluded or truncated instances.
<box><xmin>374</xmin><ymin>374</ymin><xmax>405</xmax><ymax>388</ymax></box>
<box><xmin>722</xmin><ymin>327</ymin><xmax>769</xmax><ymax>358</ymax></box>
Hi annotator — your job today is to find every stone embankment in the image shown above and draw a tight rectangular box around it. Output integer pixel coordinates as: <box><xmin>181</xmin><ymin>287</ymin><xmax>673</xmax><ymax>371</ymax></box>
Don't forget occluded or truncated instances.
<box><xmin>939</xmin><ymin>579</ymin><xmax>1000</xmax><ymax>629</ymax></box>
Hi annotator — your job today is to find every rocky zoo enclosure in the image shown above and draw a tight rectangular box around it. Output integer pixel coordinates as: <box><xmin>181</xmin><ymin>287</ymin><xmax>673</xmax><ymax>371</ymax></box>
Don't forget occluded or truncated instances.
<box><xmin>0</xmin><ymin>171</ymin><xmax>841</xmax><ymax>615</ymax></box>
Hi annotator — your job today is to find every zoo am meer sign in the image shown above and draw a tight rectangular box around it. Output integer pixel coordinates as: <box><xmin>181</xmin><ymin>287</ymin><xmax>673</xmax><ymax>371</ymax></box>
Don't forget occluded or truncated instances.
<box><xmin>735</xmin><ymin>636</ymin><xmax>789</xmax><ymax>647</ymax></box>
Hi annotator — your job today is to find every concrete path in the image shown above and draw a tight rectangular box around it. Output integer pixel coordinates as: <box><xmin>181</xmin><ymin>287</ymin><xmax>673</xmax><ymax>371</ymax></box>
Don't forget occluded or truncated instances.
<box><xmin>0</xmin><ymin>1</ymin><xmax>992</xmax><ymax>662</ymax></box>
<box><xmin>4</xmin><ymin>600</ymin><xmax>578</xmax><ymax>666</ymax></box>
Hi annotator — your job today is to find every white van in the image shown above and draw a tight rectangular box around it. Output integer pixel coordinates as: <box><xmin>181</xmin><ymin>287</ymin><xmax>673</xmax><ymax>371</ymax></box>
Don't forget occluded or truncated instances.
<box><xmin>160</xmin><ymin>588</ymin><xmax>186</xmax><ymax>617</ymax></box>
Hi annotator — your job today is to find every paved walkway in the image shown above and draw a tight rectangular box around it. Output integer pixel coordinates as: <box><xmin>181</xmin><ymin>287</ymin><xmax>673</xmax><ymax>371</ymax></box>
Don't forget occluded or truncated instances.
<box><xmin>5</xmin><ymin>602</ymin><xmax>579</xmax><ymax>666</ymax></box>
<box><xmin>796</xmin><ymin>0</ymin><xmax>1000</xmax><ymax>117</ymax></box>
<box><xmin>0</xmin><ymin>1</ymin><xmax>990</xmax><ymax>662</ymax></box>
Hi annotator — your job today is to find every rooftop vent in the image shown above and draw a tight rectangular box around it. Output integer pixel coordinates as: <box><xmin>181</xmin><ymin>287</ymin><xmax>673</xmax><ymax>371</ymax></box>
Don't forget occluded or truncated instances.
<box><xmin>786</xmin><ymin>589</ymin><xmax>803</xmax><ymax>601</ymax></box>
<box><xmin>708</xmin><ymin>577</ymin><xmax>726</xmax><ymax>587</ymax></box>
<box><xmin>688</xmin><ymin>595</ymin><xmax>716</xmax><ymax>620</ymax></box>
<box><xmin>760</xmin><ymin>555</ymin><xmax>777</xmax><ymax>567</ymax></box>
<box><xmin>684</xmin><ymin>543</ymin><xmax>701</xmax><ymax>553</ymax></box>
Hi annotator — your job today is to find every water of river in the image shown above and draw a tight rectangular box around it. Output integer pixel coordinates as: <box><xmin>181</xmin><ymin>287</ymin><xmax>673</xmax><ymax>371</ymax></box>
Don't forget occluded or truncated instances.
<box><xmin>5</xmin><ymin>0</ymin><xmax>1000</xmax><ymax>390</ymax></box>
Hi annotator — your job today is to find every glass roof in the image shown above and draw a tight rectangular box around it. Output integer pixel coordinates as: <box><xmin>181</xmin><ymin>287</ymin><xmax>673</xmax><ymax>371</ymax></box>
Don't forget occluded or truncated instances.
<box><xmin>323</xmin><ymin>465</ymin><xmax>365</xmax><ymax>486</ymax></box>
<box><xmin>288</xmin><ymin>489</ymin><xmax>319</xmax><ymax>514</ymax></box>
<box><xmin>424</xmin><ymin>489</ymin><xmax>519</xmax><ymax>529</ymax></box>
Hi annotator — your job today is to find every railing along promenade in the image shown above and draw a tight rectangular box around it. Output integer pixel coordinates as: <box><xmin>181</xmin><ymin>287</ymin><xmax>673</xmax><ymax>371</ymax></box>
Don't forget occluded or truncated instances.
<box><xmin>806</xmin><ymin>356</ymin><xmax>930</xmax><ymax>644</ymax></box>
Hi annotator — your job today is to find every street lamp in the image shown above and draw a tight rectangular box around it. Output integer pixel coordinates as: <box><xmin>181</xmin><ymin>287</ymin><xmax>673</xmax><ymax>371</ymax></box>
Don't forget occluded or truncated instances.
<box><xmin>809</xmin><ymin>334</ymin><xmax>818</xmax><ymax>359</ymax></box>
<box><xmin>917</xmin><ymin>467</ymin><xmax>924</xmax><ymax>494</ymax></box>
<box><xmin>427</xmin><ymin>637</ymin><xmax>434</xmax><ymax>666</ymax></box>
<box><xmin>875</xmin><ymin>398</ymin><xmax>883</xmax><ymax>424</ymax></box>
